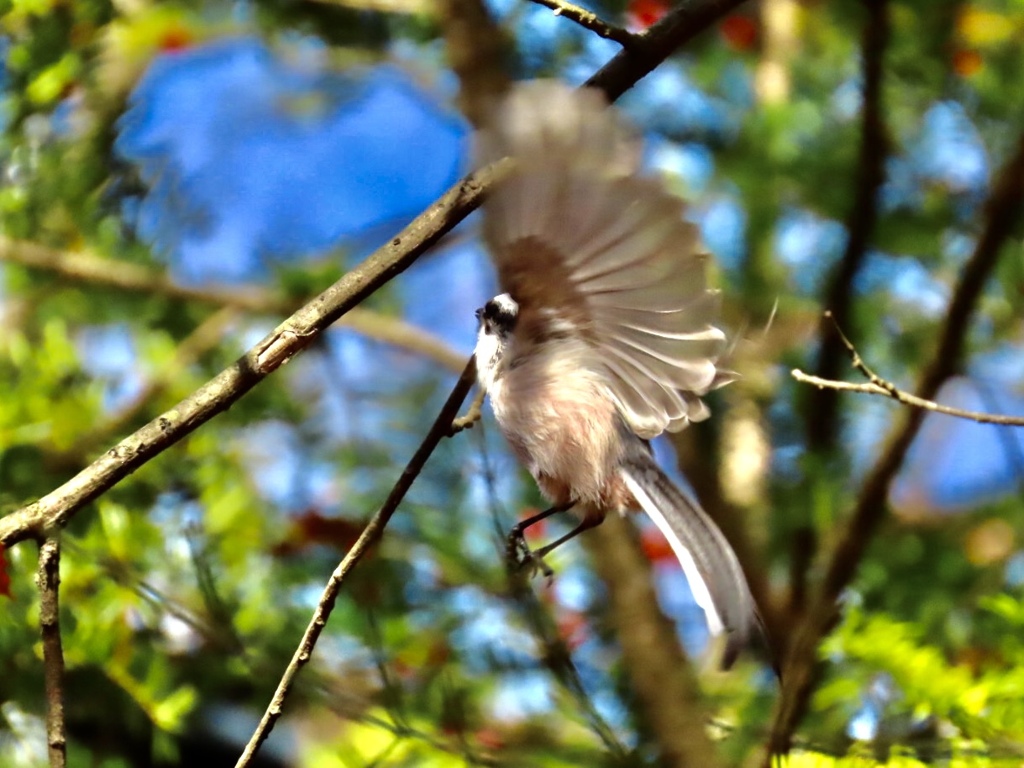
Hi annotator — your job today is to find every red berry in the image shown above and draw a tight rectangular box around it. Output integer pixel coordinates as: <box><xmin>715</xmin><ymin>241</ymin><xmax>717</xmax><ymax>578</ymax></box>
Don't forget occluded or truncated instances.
<box><xmin>720</xmin><ymin>15</ymin><xmax>758</xmax><ymax>51</ymax></box>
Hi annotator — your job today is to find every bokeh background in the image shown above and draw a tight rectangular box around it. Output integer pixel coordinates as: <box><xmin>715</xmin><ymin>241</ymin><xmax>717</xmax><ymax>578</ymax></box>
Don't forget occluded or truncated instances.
<box><xmin>1</xmin><ymin>0</ymin><xmax>1023</xmax><ymax>765</ymax></box>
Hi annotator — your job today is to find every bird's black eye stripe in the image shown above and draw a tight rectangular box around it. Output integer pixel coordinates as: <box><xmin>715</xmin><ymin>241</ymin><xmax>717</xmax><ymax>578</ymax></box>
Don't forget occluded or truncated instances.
<box><xmin>475</xmin><ymin>297</ymin><xmax>518</xmax><ymax>331</ymax></box>
<box><xmin>485</xmin><ymin>300</ymin><xmax>513</xmax><ymax>322</ymax></box>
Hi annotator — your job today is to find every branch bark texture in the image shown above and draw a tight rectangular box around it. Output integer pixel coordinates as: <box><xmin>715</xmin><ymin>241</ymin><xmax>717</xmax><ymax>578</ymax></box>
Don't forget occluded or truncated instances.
<box><xmin>526</xmin><ymin>0</ymin><xmax>637</xmax><ymax>47</ymax></box>
<box><xmin>37</xmin><ymin>537</ymin><xmax>67</xmax><ymax>768</ymax></box>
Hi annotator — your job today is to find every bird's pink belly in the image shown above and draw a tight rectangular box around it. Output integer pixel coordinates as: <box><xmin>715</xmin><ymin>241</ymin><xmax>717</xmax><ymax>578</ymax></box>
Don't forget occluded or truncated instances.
<box><xmin>496</xmin><ymin>379</ymin><xmax>634</xmax><ymax>511</ymax></box>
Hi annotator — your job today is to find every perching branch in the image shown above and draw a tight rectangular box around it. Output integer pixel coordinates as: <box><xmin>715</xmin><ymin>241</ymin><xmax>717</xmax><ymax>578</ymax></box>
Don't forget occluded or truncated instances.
<box><xmin>499</xmin><ymin>530</ymin><xmax>630</xmax><ymax>758</ymax></box>
<box><xmin>525</xmin><ymin>0</ymin><xmax>638</xmax><ymax>47</ymax></box>
<box><xmin>234</xmin><ymin>357</ymin><xmax>477</xmax><ymax>768</ymax></box>
<box><xmin>0</xmin><ymin>236</ymin><xmax>465</xmax><ymax>374</ymax></box>
<box><xmin>791</xmin><ymin>315</ymin><xmax>1024</xmax><ymax>426</ymax></box>
<box><xmin>0</xmin><ymin>0</ymin><xmax>751</xmax><ymax>550</ymax></box>
<box><xmin>37</xmin><ymin>537</ymin><xmax>67</xmax><ymax>768</ymax></box>
<box><xmin>764</xmin><ymin>128</ymin><xmax>1024</xmax><ymax>762</ymax></box>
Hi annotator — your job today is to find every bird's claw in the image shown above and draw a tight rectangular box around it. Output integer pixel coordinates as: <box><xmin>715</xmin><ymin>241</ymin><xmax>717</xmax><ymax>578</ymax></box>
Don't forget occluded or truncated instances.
<box><xmin>506</xmin><ymin>527</ymin><xmax>554</xmax><ymax>581</ymax></box>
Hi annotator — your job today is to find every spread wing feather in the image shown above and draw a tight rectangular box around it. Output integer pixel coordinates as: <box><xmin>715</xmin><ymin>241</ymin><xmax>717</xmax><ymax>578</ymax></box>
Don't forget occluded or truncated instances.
<box><xmin>480</xmin><ymin>80</ymin><xmax>727</xmax><ymax>438</ymax></box>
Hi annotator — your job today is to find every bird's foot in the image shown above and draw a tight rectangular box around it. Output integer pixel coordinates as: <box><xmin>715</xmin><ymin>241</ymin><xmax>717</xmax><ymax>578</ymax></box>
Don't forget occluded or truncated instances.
<box><xmin>506</xmin><ymin>526</ymin><xmax>554</xmax><ymax>580</ymax></box>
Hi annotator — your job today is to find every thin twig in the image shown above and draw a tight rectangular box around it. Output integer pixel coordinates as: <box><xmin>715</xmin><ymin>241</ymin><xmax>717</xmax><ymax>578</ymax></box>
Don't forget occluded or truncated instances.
<box><xmin>234</xmin><ymin>358</ymin><xmax>477</xmax><ymax>768</ymax></box>
<box><xmin>472</xmin><ymin>403</ymin><xmax>630</xmax><ymax>758</ymax></box>
<box><xmin>815</xmin><ymin>315</ymin><xmax>1024</xmax><ymax>428</ymax></box>
<box><xmin>525</xmin><ymin>0</ymin><xmax>637</xmax><ymax>47</ymax></box>
<box><xmin>0</xmin><ymin>0</ymin><xmax>748</xmax><ymax>549</ymax></box>
<box><xmin>791</xmin><ymin>369</ymin><xmax>1024</xmax><ymax>426</ymax></box>
<box><xmin>474</xmin><ymin>420</ymin><xmax>629</xmax><ymax>755</ymax></box>
<box><xmin>976</xmin><ymin>382</ymin><xmax>1024</xmax><ymax>476</ymax></box>
<box><xmin>764</xmin><ymin>129</ymin><xmax>1024</xmax><ymax>763</ymax></box>
<box><xmin>37</xmin><ymin>537</ymin><xmax>67</xmax><ymax>768</ymax></box>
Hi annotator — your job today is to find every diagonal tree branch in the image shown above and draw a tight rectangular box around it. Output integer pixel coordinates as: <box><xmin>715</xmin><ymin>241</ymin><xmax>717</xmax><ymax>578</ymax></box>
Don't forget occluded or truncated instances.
<box><xmin>0</xmin><ymin>161</ymin><xmax>497</xmax><ymax>548</ymax></box>
<box><xmin>0</xmin><ymin>0</ymin><xmax>755</xmax><ymax>549</ymax></box>
<box><xmin>764</xmin><ymin>129</ymin><xmax>1024</xmax><ymax>762</ymax></box>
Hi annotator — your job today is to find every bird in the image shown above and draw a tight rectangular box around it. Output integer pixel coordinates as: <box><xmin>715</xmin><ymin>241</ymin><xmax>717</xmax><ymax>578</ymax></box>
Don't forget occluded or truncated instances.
<box><xmin>471</xmin><ymin>80</ymin><xmax>759</xmax><ymax>667</ymax></box>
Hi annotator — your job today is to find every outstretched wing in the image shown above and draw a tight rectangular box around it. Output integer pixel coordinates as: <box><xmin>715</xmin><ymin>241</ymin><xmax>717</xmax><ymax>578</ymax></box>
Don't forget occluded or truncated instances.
<box><xmin>479</xmin><ymin>80</ymin><xmax>727</xmax><ymax>439</ymax></box>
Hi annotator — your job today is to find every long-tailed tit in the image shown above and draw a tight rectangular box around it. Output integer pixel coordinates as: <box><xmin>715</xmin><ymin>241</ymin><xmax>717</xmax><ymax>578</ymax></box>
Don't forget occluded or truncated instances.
<box><xmin>473</xmin><ymin>81</ymin><xmax>759</xmax><ymax>666</ymax></box>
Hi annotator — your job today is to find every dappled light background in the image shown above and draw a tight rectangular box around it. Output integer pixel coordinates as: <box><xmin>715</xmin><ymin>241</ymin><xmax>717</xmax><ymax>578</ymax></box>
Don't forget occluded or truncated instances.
<box><xmin>1</xmin><ymin>0</ymin><xmax>1023</xmax><ymax>765</ymax></box>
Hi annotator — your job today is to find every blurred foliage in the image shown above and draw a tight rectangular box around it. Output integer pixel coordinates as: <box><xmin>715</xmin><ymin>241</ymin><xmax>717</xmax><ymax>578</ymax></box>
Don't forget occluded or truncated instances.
<box><xmin>2</xmin><ymin>0</ymin><xmax>1024</xmax><ymax>766</ymax></box>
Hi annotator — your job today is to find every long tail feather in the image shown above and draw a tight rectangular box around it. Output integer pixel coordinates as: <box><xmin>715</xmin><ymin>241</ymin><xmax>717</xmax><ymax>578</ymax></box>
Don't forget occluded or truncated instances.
<box><xmin>619</xmin><ymin>453</ymin><xmax>757</xmax><ymax>668</ymax></box>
